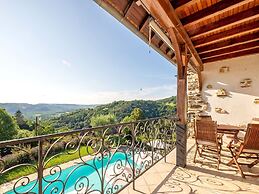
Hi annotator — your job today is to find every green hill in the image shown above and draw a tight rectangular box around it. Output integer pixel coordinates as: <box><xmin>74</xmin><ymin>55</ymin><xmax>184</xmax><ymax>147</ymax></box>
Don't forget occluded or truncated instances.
<box><xmin>49</xmin><ymin>96</ymin><xmax>176</xmax><ymax>130</ymax></box>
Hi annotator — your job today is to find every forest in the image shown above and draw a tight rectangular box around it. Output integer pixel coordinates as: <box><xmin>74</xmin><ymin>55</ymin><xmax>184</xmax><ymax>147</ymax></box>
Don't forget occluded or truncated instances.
<box><xmin>0</xmin><ymin>96</ymin><xmax>176</xmax><ymax>141</ymax></box>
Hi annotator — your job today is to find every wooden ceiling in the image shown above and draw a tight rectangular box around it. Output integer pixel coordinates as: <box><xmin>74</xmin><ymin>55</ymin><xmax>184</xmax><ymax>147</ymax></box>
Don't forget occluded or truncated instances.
<box><xmin>95</xmin><ymin>0</ymin><xmax>259</xmax><ymax>68</ymax></box>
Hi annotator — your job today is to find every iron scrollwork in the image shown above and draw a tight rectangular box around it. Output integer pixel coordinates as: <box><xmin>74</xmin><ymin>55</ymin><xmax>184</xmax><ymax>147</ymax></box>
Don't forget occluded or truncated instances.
<box><xmin>0</xmin><ymin>116</ymin><xmax>177</xmax><ymax>194</ymax></box>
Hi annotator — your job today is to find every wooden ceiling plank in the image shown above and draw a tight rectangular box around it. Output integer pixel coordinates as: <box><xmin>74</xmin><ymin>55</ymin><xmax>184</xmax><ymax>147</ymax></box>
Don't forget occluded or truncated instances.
<box><xmin>189</xmin><ymin>5</ymin><xmax>259</xmax><ymax>38</ymax></box>
<box><xmin>193</xmin><ymin>22</ymin><xmax>259</xmax><ymax>47</ymax></box>
<box><xmin>197</xmin><ymin>31</ymin><xmax>259</xmax><ymax>53</ymax></box>
<box><xmin>140</xmin><ymin>0</ymin><xmax>204</xmax><ymax>70</ymax></box>
<box><xmin>200</xmin><ymin>40</ymin><xmax>259</xmax><ymax>59</ymax></box>
<box><xmin>203</xmin><ymin>47</ymin><xmax>259</xmax><ymax>63</ymax></box>
<box><xmin>181</xmin><ymin>0</ymin><xmax>252</xmax><ymax>27</ymax></box>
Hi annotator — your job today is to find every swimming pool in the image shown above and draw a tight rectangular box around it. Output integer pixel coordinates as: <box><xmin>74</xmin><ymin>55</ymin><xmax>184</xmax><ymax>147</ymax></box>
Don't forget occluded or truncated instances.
<box><xmin>6</xmin><ymin>152</ymin><xmax>135</xmax><ymax>194</ymax></box>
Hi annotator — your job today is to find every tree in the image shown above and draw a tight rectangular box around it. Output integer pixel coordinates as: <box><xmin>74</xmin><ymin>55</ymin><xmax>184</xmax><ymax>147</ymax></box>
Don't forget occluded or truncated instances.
<box><xmin>15</xmin><ymin>110</ymin><xmax>30</xmax><ymax>130</ymax></box>
<box><xmin>0</xmin><ymin>109</ymin><xmax>17</xmax><ymax>141</ymax></box>
<box><xmin>122</xmin><ymin>108</ymin><xmax>144</xmax><ymax>123</ymax></box>
<box><xmin>35</xmin><ymin>121</ymin><xmax>57</xmax><ymax>136</ymax></box>
<box><xmin>15</xmin><ymin>129</ymin><xmax>34</xmax><ymax>139</ymax></box>
<box><xmin>90</xmin><ymin>114</ymin><xmax>116</xmax><ymax>127</ymax></box>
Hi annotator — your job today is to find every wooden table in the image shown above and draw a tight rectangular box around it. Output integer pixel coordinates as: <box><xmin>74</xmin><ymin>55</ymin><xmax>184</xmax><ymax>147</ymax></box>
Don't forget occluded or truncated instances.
<box><xmin>217</xmin><ymin>124</ymin><xmax>245</xmax><ymax>145</ymax></box>
<box><xmin>217</xmin><ymin>124</ymin><xmax>244</xmax><ymax>135</ymax></box>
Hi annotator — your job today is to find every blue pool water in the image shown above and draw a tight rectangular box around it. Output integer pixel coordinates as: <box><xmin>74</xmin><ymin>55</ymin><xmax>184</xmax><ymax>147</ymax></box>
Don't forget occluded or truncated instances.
<box><xmin>6</xmin><ymin>152</ymin><xmax>134</xmax><ymax>194</ymax></box>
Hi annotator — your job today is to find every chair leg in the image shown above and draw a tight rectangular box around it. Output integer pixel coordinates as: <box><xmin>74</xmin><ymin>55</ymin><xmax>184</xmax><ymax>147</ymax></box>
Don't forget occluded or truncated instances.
<box><xmin>193</xmin><ymin>144</ymin><xmax>198</xmax><ymax>163</ymax></box>
<box><xmin>233</xmin><ymin>155</ymin><xmax>245</xmax><ymax>178</ymax></box>
<box><xmin>198</xmin><ymin>146</ymin><xmax>203</xmax><ymax>157</ymax></box>
<box><xmin>217</xmin><ymin>146</ymin><xmax>221</xmax><ymax>170</ymax></box>
<box><xmin>229</xmin><ymin>147</ymin><xmax>245</xmax><ymax>178</ymax></box>
<box><xmin>228</xmin><ymin>158</ymin><xmax>234</xmax><ymax>166</ymax></box>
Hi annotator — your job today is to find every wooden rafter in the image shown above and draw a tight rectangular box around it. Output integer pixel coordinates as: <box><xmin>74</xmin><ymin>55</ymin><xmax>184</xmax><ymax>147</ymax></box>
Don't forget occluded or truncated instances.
<box><xmin>196</xmin><ymin>31</ymin><xmax>259</xmax><ymax>54</ymax></box>
<box><xmin>98</xmin><ymin>0</ymin><xmax>259</xmax><ymax>65</ymax></box>
<box><xmin>170</xmin><ymin>0</ymin><xmax>190</xmax><ymax>9</ymax></box>
<box><xmin>193</xmin><ymin>22</ymin><xmax>259</xmax><ymax>47</ymax></box>
<box><xmin>123</xmin><ymin>0</ymin><xmax>134</xmax><ymax>16</ymax></box>
<box><xmin>139</xmin><ymin>15</ymin><xmax>150</xmax><ymax>30</ymax></box>
<box><xmin>189</xmin><ymin>5</ymin><xmax>259</xmax><ymax>38</ymax></box>
<box><xmin>170</xmin><ymin>0</ymin><xmax>199</xmax><ymax>10</ymax></box>
<box><xmin>158</xmin><ymin>40</ymin><xmax>164</xmax><ymax>47</ymax></box>
<box><xmin>95</xmin><ymin>0</ymin><xmax>177</xmax><ymax>65</ymax></box>
<box><xmin>200</xmin><ymin>40</ymin><xmax>259</xmax><ymax>59</ymax></box>
<box><xmin>181</xmin><ymin>0</ymin><xmax>251</xmax><ymax>27</ymax></box>
<box><xmin>140</xmin><ymin>0</ymin><xmax>204</xmax><ymax>70</ymax></box>
<box><xmin>203</xmin><ymin>47</ymin><xmax>259</xmax><ymax>63</ymax></box>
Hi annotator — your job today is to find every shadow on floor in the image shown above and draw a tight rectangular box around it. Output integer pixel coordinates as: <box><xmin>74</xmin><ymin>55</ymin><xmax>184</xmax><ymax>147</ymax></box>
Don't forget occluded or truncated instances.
<box><xmin>150</xmin><ymin>140</ymin><xmax>259</xmax><ymax>194</ymax></box>
<box><xmin>151</xmin><ymin>165</ymin><xmax>259</xmax><ymax>194</ymax></box>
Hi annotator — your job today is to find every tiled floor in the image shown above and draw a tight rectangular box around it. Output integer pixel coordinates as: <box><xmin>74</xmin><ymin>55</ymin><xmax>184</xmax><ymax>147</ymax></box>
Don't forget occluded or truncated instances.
<box><xmin>121</xmin><ymin>138</ymin><xmax>259</xmax><ymax>194</ymax></box>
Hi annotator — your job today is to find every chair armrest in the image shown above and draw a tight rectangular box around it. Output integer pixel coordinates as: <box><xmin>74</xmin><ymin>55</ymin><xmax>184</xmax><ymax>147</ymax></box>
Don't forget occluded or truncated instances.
<box><xmin>228</xmin><ymin>141</ymin><xmax>244</xmax><ymax>148</ymax></box>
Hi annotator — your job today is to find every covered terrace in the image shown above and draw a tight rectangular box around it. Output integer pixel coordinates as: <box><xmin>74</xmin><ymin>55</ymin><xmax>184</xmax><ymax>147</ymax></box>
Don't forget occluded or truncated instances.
<box><xmin>0</xmin><ymin>1</ymin><xmax>258</xmax><ymax>194</ymax></box>
<box><xmin>94</xmin><ymin>0</ymin><xmax>259</xmax><ymax>193</ymax></box>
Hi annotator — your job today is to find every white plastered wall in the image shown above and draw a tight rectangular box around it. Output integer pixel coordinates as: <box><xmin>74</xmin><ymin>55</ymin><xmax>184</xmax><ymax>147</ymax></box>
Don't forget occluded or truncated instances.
<box><xmin>202</xmin><ymin>54</ymin><xmax>259</xmax><ymax>126</ymax></box>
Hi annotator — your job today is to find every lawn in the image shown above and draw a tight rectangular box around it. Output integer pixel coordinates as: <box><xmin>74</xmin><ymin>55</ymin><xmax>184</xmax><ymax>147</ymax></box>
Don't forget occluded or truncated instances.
<box><xmin>0</xmin><ymin>146</ymin><xmax>93</xmax><ymax>185</ymax></box>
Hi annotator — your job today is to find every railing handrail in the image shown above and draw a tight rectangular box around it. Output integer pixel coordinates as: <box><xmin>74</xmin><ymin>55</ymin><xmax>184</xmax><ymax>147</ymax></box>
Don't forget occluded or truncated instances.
<box><xmin>0</xmin><ymin>115</ymin><xmax>178</xmax><ymax>147</ymax></box>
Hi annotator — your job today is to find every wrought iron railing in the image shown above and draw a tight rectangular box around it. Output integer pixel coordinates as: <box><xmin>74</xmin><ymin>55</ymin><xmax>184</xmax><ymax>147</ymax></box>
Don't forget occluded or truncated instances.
<box><xmin>0</xmin><ymin>116</ymin><xmax>177</xmax><ymax>194</ymax></box>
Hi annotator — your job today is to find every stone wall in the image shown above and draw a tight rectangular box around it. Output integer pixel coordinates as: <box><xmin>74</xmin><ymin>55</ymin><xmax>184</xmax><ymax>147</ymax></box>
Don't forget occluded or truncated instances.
<box><xmin>187</xmin><ymin>69</ymin><xmax>207</xmax><ymax>135</ymax></box>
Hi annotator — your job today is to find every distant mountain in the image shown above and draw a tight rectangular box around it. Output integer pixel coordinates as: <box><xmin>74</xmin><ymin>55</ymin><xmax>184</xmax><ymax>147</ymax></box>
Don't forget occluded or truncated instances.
<box><xmin>0</xmin><ymin>103</ymin><xmax>96</xmax><ymax>118</ymax></box>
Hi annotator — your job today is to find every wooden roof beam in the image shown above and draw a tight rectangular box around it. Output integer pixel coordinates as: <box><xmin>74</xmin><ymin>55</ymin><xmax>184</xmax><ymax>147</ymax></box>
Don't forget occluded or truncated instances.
<box><xmin>181</xmin><ymin>0</ymin><xmax>253</xmax><ymax>27</ymax></box>
<box><xmin>193</xmin><ymin>22</ymin><xmax>259</xmax><ymax>47</ymax></box>
<box><xmin>200</xmin><ymin>40</ymin><xmax>259</xmax><ymax>59</ymax></box>
<box><xmin>189</xmin><ymin>5</ymin><xmax>259</xmax><ymax>38</ymax></box>
<box><xmin>140</xmin><ymin>0</ymin><xmax>204</xmax><ymax>70</ymax></box>
<box><xmin>203</xmin><ymin>47</ymin><xmax>259</xmax><ymax>63</ymax></box>
<box><xmin>197</xmin><ymin>31</ymin><xmax>259</xmax><ymax>53</ymax></box>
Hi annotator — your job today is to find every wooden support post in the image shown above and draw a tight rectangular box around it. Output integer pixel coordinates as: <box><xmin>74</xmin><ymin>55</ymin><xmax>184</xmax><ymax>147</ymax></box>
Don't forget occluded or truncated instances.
<box><xmin>176</xmin><ymin>123</ymin><xmax>187</xmax><ymax>167</ymax></box>
<box><xmin>168</xmin><ymin>27</ymin><xmax>189</xmax><ymax>167</ymax></box>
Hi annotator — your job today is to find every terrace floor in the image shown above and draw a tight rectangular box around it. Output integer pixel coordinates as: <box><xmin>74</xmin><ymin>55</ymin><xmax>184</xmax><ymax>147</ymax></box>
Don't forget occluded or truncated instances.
<box><xmin>121</xmin><ymin>137</ymin><xmax>259</xmax><ymax>194</ymax></box>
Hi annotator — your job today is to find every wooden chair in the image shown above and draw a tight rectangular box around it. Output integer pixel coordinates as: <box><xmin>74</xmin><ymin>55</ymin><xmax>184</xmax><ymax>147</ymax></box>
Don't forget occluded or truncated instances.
<box><xmin>194</xmin><ymin>120</ymin><xmax>222</xmax><ymax>169</ymax></box>
<box><xmin>228</xmin><ymin>123</ymin><xmax>259</xmax><ymax>178</ymax></box>
<box><xmin>196</xmin><ymin>115</ymin><xmax>212</xmax><ymax>121</ymax></box>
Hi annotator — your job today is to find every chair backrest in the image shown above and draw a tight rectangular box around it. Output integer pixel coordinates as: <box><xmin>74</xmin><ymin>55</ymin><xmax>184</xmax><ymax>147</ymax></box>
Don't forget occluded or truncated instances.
<box><xmin>243</xmin><ymin>124</ymin><xmax>259</xmax><ymax>150</ymax></box>
<box><xmin>195</xmin><ymin>120</ymin><xmax>217</xmax><ymax>143</ymax></box>
<box><xmin>197</xmin><ymin>115</ymin><xmax>212</xmax><ymax>121</ymax></box>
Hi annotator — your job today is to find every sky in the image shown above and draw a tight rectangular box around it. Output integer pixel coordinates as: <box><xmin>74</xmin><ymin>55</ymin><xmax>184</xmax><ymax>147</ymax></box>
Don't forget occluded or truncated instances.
<box><xmin>0</xmin><ymin>0</ymin><xmax>177</xmax><ymax>105</ymax></box>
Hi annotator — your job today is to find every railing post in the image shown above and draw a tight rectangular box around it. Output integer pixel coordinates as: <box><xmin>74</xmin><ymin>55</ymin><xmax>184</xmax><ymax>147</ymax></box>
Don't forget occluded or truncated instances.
<box><xmin>151</xmin><ymin>122</ymin><xmax>154</xmax><ymax>165</ymax></box>
<box><xmin>101</xmin><ymin>129</ymin><xmax>105</xmax><ymax>194</ymax></box>
<box><xmin>164</xmin><ymin>124</ymin><xmax>167</xmax><ymax>163</ymax></box>
<box><xmin>132</xmin><ymin>123</ymin><xmax>136</xmax><ymax>190</ymax></box>
<box><xmin>38</xmin><ymin>140</ymin><xmax>43</xmax><ymax>194</ymax></box>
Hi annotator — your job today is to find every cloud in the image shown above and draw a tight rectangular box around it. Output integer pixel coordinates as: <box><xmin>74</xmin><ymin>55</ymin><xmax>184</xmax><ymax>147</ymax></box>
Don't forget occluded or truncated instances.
<box><xmin>0</xmin><ymin>82</ymin><xmax>177</xmax><ymax>105</ymax></box>
<box><xmin>61</xmin><ymin>59</ymin><xmax>72</xmax><ymax>68</ymax></box>
<box><xmin>77</xmin><ymin>84</ymin><xmax>177</xmax><ymax>104</ymax></box>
